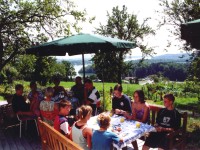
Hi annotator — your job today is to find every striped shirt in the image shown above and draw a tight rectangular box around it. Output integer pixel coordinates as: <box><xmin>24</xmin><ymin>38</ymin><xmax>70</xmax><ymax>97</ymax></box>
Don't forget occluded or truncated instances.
<box><xmin>54</xmin><ymin>115</ymin><xmax>70</xmax><ymax>135</ymax></box>
<box><xmin>87</xmin><ymin>87</ymin><xmax>100</xmax><ymax>104</ymax></box>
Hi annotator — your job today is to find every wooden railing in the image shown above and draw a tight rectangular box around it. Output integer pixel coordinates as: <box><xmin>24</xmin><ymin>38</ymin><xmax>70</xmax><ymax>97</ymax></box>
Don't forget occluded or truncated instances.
<box><xmin>38</xmin><ymin>118</ymin><xmax>83</xmax><ymax>150</ymax></box>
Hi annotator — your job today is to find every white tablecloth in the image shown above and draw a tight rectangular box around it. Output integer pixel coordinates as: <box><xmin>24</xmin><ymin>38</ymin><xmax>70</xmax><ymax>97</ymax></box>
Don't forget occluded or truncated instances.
<box><xmin>87</xmin><ymin>114</ymin><xmax>156</xmax><ymax>149</ymax></box>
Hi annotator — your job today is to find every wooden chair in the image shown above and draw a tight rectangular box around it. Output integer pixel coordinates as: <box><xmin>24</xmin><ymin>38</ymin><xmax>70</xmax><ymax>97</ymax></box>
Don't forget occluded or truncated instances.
<box><xmin>16</xmin><ymin>114</ymin><xmax>39</xmax><ymax>138</ymax></box>
<box><xmin>166</xmin><ymin>112</ymin><xmax>188</xmax><ymax>150</ymax></box>
<box><xmin>1</xmin><ymin>104</ymin><xmax>19</xmax><ymax>129</ymax></box>
<box><xmin>1</xmin><ymin>103</ymin><xmax>39</xmax><ymax>138</ymax></box>
<box><xmin>38</xmin><ymin>118</ymin><xmax>83</xmax><ymax>150</ymax></box>
<box><xmin>148</xmin><ymin>104</ymin><xmax>188</xmax><ymax>150</ymax></box>
<box><xmin>148</xmin><ymin>104</ymin><xmax>163</xmax><ymax>125</ymax></box>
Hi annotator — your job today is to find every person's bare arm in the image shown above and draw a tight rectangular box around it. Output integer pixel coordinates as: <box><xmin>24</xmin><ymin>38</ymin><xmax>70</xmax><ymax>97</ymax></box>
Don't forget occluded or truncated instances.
<box><xmin>66</xmin><ymin>131</ymin><xmax>70</xmax><ymax>139</ymax></box>
<box><xmin>155</xmin><ymin>126</ymin><xmax>174</xmax><ymax>132</ymax></box>
<box><xmin>83</xmin><ymin>127</ymin><xmax>92</xmax><ymax>149</ymax></box>
<box><xmin>115</xmin><ymin>109</ymin><xmax>127</xmax><ymax>115</ymax></box>
<box><xmin>140</xmin><ymin>106</ymin><xmax>149</xmax><ymax>123</ymax></box>
<box><xmin>69</xmin><ymin>129</ymin><xmax>72</xmax><ymax>140</ymax></box>
<box><xmin>131</xmin><ymin>103</ymin><xmax>137</xmax><ymax>120</ymax></box>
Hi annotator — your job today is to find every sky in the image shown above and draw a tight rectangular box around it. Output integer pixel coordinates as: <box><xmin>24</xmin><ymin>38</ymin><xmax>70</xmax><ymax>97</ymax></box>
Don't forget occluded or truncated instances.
<box><xmin>57</xmin><ymin>0</ymin><xmax>184</xmax><ymax>60</ymax></box>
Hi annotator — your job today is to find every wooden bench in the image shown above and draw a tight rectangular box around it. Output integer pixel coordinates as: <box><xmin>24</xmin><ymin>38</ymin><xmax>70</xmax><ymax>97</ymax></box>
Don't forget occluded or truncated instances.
<box><xmin>148</xmin><ymin>104</ymin><xmax>188</xmax><ymax>150</ymax></box>
<box><xmin>38</xmin><ymin>118</ymin><xmax>83</xmax><ymax>150</ymax></box>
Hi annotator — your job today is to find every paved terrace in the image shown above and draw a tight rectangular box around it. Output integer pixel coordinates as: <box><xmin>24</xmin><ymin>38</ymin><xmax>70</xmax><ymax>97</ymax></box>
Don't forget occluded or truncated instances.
<box><xmin>0</xmin><ymin>122</ymin><xmax>41</xmax><ymax>150</ymax></box>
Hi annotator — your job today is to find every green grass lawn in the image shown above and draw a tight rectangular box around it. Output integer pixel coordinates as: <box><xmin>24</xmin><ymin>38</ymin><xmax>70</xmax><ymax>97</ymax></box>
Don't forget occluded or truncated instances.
<box><xmin>146</xmin><ymin>97</ymin><xmax>199</xmax><ymax>111</ymax></box>
<box><xmin>60</xmin><ymin>81</ymin><xmax>142</xmax><ymax>95</ymax></box>
<box><xmin>0</xmin><ymin>96</ymin><xmax>4</xmax><ymax>101</ymax></box>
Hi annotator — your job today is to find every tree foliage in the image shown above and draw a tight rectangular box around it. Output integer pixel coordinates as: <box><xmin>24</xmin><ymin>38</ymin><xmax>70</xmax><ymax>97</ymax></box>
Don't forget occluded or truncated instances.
<box><xmin>132</xmin><ymin>62</ymin><xmax>188</xmax><ymax>81</ymax></box>
<box><xmin>159</xmin><ymin>0</ymin><xmax>200</xmax><ymax>81</ymax></box>
<box><xmin>0</xmin><ymin>0</ymin><xmax>87</xmax><ymax>71</ymax></box>
<box><xmin>34</xmin><ymin>57</ymin><xmax>57</xmax><ymax>85</ymax></box>
<box><xmin>3</xmin><ymin>55</ymin><xmax>76</xmax><ymax>85</ymax></box>
<box><xmin>14</xmin><ymin>55</ymin><xmax>36</xmax><ymax>80</ymax></box>
<box><xmin>62</xmin><ymin>60</ymin><xmax>76</xmax><ymax>81</ymax></box>
<box><xmin>159</xmin><ymin>0</ymin><xmax>200</xmax><ymax>39</ymax></box>
<box><xmin>94</xmin><ymin>5</ymin><xmax>155</xmax><ymax>83</ymax></box>
<box><xmin>188</xmin><ymin>51</ymin><xmax>200</xmax><ymax>81</ymax></box>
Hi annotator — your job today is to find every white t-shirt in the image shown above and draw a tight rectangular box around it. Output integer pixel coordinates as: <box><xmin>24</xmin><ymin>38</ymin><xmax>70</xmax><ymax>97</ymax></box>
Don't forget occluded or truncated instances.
<box><xmin>88</xmin><ymin>88</ymin><xmax>100</xmax><ymax>104</ymax></box>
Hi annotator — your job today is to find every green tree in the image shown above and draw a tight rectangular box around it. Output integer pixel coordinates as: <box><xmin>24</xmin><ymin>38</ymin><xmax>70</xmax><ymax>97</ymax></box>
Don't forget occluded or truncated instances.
<box><xmin>34</xmin><ymin>56</ymin><xmax>58</xmax><ymax>85</ymax></box>
<box><xmin>92</xmin><ymin>51</ymin><xmax>119</xmax><ymax>82</ymax></box>
<box><xmin>159</xmin><ymin>0</ymin><xmax>200</xmax><ymax>81</ymax></box>
<box><xmin>188</xmin><ymin>52</ymin><xmax>200</xmax><ymax>81</ymax></box>
<box><xmin>1</xmin><ymin>64</ymin><xmax>18</xmax><ymax>84</ymax></box>
<box><xmin>0</xmin><ymin>0</ymin><xmax>87</xmax><ymax>71</ymax></box>
<box><xmin>14</xmin><ymin>55</ymin><xmax>36</xmax><ymax>81</ymax></box>
<box><xmin>94</xmin><ymin>5</ymin><xmax>155</xmax><ymax>83</ymax></box>
<box><xmin>61</xmin><ymin>60</ymin><xmax>76</xmax><ymax>81</ymax></box>
<box><xmin>159</xmin><ymin>0</ymin><xmax>200</xmax><ymax>39</ymax></box>
<box><xmin>52</xmin><ymin>62</ymin><xmax>66</xmax><ymax>80</ymax></box>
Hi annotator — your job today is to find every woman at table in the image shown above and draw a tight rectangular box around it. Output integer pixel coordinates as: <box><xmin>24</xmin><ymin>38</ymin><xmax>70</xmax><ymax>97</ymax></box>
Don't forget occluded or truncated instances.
<box><xmin>125</xmin><ymin>90</ymin><xmax>150</xmax><ymax>123</ymax></box>
<box><xmin>70</xmin><ymin>105</ymin><xmax>93</xmax><ymax>150</ymax></box>
<box><xmin>123</xmin><ymin>90</ymin><xmax>150</xmax><ymax>150</ymax></box>
<box><xmin>92</xmin><ymin>112</ymin><xmax>123</xmax><ymax>150</ymax></box>
<box><xmin>112</xmin><ymin>84</ymin><xmax>132</xmax><ymax>115</ymax></box>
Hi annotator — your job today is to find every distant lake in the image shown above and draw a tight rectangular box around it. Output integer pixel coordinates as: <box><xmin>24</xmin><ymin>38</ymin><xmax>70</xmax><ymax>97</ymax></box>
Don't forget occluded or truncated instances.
<box><xmin>74</xmin><ymin>64</ymin><xmax>94</xmax><ymax>77</ymax></box>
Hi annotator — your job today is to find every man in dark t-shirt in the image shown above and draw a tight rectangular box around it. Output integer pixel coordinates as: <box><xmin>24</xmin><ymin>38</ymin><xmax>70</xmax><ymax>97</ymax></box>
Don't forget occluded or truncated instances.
<box><xmin>143</xmin><ymin>94</ymin><xmax>181</xmax><ymax>150</ymax></box>
<box><xmin>71</xmin><ymin>76</ymin><xmax>84</xmax><ymax>106</ymax></box>
<box><xmin>12</xmin><ymin>84</ymin><xmax>33</xmax><ymax>116</ymax></box>
<box><xmin>112</xmin><ymin>84</ymin><xmax>132</xmax><ymax>115</ymax></box>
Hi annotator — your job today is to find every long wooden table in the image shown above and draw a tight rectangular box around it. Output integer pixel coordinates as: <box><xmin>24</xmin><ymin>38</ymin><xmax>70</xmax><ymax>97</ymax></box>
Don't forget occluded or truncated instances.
<box><xmin>87</xmin><ymin>114</ymin><xmax>156</xmax><ymax>149</ymax></box>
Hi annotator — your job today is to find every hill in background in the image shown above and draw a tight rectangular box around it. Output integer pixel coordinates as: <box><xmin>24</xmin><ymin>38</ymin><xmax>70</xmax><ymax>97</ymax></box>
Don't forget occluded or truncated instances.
<box><xmin>151</xmin><ymin>53</ymin><xmax>190</xmax><ymax>60</ymax></box>
<box><xmin>56</xmin><ymin>53</ymin><xmax>191</xmax><ymax>65</ymax></box>
<box><xmin>127</xmin><ymin>53</ymin><xmax>190</xmax><ymax>64</ymax></box>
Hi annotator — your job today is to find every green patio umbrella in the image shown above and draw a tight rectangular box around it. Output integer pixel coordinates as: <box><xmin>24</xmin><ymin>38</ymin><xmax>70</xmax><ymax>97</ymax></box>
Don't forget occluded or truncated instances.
<box><xmin>26</xmin><ymin>33</ymin><xmax>136</xmax><ymax>80</ymax></box>
<box><xmin>181</xmin><ymin>19</ymin><xmax>200</xmax><ymax>49</ymax></box>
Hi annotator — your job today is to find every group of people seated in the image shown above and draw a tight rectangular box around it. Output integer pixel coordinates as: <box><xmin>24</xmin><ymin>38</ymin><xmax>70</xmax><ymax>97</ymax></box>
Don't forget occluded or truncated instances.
<box><xmin>111</xmin><ymin>84</ymin><xmax>181</xmax><ymax>150</ymax></box>
<box><xmin>11</xmin><ymin>77</ymin><xmax>181</xmax><ymax>150</ymax></box>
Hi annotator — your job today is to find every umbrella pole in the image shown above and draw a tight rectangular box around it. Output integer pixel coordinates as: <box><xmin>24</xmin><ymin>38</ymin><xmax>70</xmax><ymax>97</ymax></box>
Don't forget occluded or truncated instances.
<box><xmin>102</xmin><ymin>60</ymin><xmax>105</xmax><ymax>111</ymax></box>
<box><xmin>82</xmin><ymin>53</ymin><xmax>86</xmax><ymax>82</ymax></box>
<box><xmin>102</xmin><ymin>71</ymin><xmax>105</xmax><ymax>111</ymax></box>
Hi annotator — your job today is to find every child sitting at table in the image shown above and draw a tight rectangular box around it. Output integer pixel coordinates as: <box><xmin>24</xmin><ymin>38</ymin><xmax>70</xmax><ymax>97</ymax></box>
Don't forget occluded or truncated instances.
<box><xmin>70</xmin><ymin>105</ymin><xmax>93</xmax><ymax>150</ymax></box>
<box><xmin>40</xmin><ymin>87</ymin><xmax>58</xmax><ymax>126</ymax></box>
<box><xmin>30</xmin><ymin>92</ymin><xmax>40</xmax><ymax>117</ymax></box>
<box><xmin>54</xmin><ymin>100</ymin><xmax>72</xmax><ymax>138</ymax></box>
<box><xmin>92</xmin><ymin>112</ymin><xmax>123</xmax><ymax>150</ymax></box>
